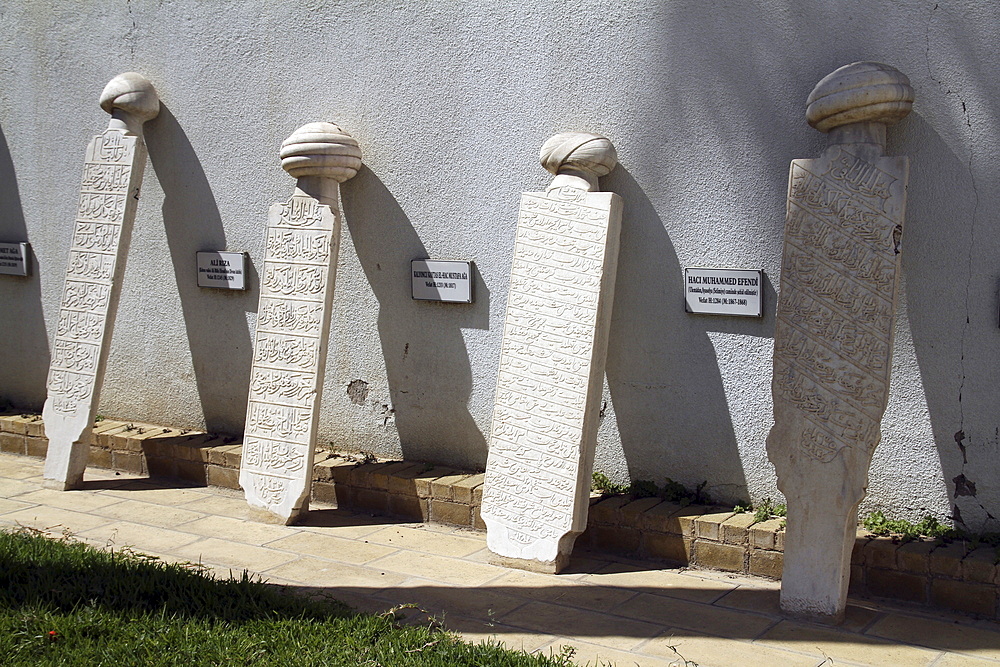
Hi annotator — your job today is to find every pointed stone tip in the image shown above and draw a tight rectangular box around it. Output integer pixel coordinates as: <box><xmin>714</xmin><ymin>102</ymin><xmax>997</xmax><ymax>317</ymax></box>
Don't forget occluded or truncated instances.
<box><xmin>539</xmin><ymin>132</ymin><xmax>618</xmax><ymax>178</ymax></box>
<box><xmin>806</xmin><ymin>62</ymin><xmax>913</xmax><ymax>132</ymax></box>
<box><xmin>279</xmin><ymin>122</ymin><xmax>363</xmax><ymax>182</ymax></box>
<box><xmin>99</xmin><ymin>72</ymin><xmax>160</xmax><ymax>124</ymax></box>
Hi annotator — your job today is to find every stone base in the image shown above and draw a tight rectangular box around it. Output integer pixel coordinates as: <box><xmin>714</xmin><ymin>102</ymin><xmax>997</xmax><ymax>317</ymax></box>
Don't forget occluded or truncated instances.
<box><xmin>41</xmin><ymin>477</ymin><xmax>81</xmax><ymax>491</ymax></box>
<box><xmin>488</xmin><ymin>551</ymin><xmax>569</xmax><ymax>575</ymax></box>
<box><xmin>779</xmin><ymin>596</ymin><xmax>846</xmax><ymax>625</ymax></box>
<box><xmin>247</xmin><ymin>505</ymin><xmax>303</xmax><ymax>526</ymax></box>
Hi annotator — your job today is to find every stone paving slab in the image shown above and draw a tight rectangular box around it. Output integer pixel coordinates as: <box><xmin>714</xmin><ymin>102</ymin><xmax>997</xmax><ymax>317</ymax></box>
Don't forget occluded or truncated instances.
<box><xmin>644</xmin><ymin>628</ymin><xmax>824</xmax><ymax>667</ymax></box>
<box><xmin>582</xmin><ymin>560</ymin><xmax>739</xmax><ymax>604</ymax></box>
<box><xmin>758</xmin><ymin>620</ymin><xmax>942</xmax><ymax>666</ymax></box>
<box><xmin>2</xmin><ymin>452</ymin><xmax>1000</xmax><ymax>666</ymax></box>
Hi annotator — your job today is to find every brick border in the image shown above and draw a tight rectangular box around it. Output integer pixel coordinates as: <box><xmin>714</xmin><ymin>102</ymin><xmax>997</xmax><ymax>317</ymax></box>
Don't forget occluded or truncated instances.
<box><xmin>2</xmin><ymin>411</ymin><xmax>997</xmax><ymax>618</ymax></box>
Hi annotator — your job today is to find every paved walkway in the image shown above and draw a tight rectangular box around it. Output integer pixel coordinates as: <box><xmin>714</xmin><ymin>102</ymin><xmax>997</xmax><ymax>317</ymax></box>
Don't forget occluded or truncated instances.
<box><xmin>2</xmin><ymin>453</ymin><xmax>999</xmax><ymax>666</ymax></box>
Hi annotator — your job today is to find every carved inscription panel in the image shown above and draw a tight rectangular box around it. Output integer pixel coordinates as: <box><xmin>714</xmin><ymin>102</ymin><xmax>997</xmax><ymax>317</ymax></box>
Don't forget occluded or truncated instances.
<box><xmin>772</xmin><ymin>147</ymin><xmax>908</xmax><ymax>464</ymax></box>
<box><xmin>241</xmin><ymin>195</ymin><xmax>339</xmax><ymax>516</ymax></box>
<box><xmin>482</xmin><ymin>186</ymin><xmax>621</xmax><ymax>562</ymax></box>
<box><xmin>44</xmin><ymin>129</ymin><xmax>141</xmax><ymax>420</ymax></box>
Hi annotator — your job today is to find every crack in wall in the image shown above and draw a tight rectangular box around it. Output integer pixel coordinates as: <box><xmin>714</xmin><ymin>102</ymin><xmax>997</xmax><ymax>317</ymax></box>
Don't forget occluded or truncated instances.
<box><xmin>125</xmin><ymin>0</ymin><xmax>138</xmax><ymax>57</ymax></box>
<box><xmin>925</xmin><ymin>3</ymin><xmax>986</xmax><ymax>527</ymax></box>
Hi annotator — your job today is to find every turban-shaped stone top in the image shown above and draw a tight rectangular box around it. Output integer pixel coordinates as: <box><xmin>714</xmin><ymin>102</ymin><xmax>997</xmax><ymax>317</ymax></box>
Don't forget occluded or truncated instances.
<box><xmin>280</xmin><ymin>122</ymin><xmax>362</xmax><ymax>182</ymax></box>
<box><xmin>539</xmin><ymin>132</ymin><xmax>618</xmax><ymax>178</ymax></box>
<box><xmin>806</xmin><ymin>62</ymin><xmax>913</xmax><ymax>133</ymax></box>
<box><xmin>99</xmin><ymin>72</ymin><xmax>160</xmax><ymax>124</ymax></box>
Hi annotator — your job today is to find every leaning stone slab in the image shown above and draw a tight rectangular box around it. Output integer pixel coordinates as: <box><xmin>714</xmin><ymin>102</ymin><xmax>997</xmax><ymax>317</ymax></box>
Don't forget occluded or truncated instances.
<box><xmin>239</xmin><ymin>123</ymin><xmax>361</xmax><ymax>524</ymax></box>
<box><xmin>42</xmin><ymin>73</ymin><xmax>159</xmax><ymax>490</ymax></box>
<box><xmin>766</xmin><ymin>62</ymin><xmax>913</xmax><ymax>623</ymax></box>
<box><xmin>481</xmin><ymin>132</ymin><xmax>622</xmax><ymax>573</ymax></box>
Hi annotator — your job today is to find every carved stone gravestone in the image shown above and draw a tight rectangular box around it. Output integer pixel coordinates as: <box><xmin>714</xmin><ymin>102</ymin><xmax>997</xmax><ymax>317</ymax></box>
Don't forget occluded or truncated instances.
<box><xmin>482</xmin><ymin>132</ymin><xmax>622</xmax><ymax>573</ymax></box>
<box><xmin>766</xmin><ymin>62</ymin><xmax>913</xmax><ymax>623</ymax></box>
<box><xmin>42</xmin><ymin>73</ymin><xmax>159</xmax><ymax>490</ymax></box>
<box><xmin>240</xmin><ymin>123</ymin><xmax>361</xmax><ymax>524</ymax></box>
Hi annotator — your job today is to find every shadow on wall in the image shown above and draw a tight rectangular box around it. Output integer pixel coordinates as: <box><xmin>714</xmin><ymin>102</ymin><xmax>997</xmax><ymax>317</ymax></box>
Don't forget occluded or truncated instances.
<box><xmin>340</xmin><ymin>166</ymin><xmax>489</xmax><ymax>470</ymax></box>
<box><xmin>602</xmin><ymin>167</ymin><xmax>749</xmax><ymax>505</ymax></box>
<box><xmin>903</xmin><ymin>112</ymin><xmax>1000</xmax><ymax>531</ymax></box>
<box><xmin>0</xmin><ymin>125</ymin><xmax>49</xmax><ymax>409</ymax></box>
<box><xmin>145</xmin><ymin>105</ymin><xmax>255</xmax><ymax>434</ymax></box>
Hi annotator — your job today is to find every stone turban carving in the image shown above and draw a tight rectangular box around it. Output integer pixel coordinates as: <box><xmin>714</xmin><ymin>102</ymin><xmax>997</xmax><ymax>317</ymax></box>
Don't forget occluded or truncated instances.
<box><xmin>806</xmin><ymin>62</ymin><xmax>913</xmax><ymax>132</ymax></box>
<box><xmin>99</xmin><ymin>72</ymin><xmax>160</xmax><ymax>124</ymax></box>
<box><xmin>539</xmin><ymin>132</ymin><xmax>618</xmax><ymax>178</ymax></box>
<box><xmin>279</xmin><ymin>122</ymin><xmax>362</xmax><ymax>182</ymax></box>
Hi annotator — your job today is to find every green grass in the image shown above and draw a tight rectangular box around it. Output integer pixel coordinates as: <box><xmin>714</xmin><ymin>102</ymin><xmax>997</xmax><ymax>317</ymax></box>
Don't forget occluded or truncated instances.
<box><xmin>0</xmin><ymin>528</ymin><xmax>583</xmax><ymax>666</ymax></box>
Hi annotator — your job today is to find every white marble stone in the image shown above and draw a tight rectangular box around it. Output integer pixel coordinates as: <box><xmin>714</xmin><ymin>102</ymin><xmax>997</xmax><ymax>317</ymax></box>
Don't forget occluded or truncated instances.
<box><xmin>766</xmin><ymin>62</ymin><xmax>914</xmax><ymax>623</ymax></box>
<box><xmin>240</xmin><ymin>122</ymin><xmax>361</xmax><ymax>524</ymax></box>
<box><xmin>482</xmin><ymin>132</ymin><xmax>622</xmax><ymax>573</ymax></box>
<box><xmin>42</xmin><ymin>73</ymin><xmax>159</xmax><ymax>490</ymax></box>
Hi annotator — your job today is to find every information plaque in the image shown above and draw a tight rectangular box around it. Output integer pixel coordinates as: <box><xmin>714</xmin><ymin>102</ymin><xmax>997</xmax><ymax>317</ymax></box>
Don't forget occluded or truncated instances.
<box><xmin>0</xmin><ymin>242</ymin><xmax>29</xmax><ymax>276</ymax></box>
<box><xmin>197</xmin><ymin>251</ymin><xmax>247</xmax><ymax>290</ymax></box>
<box><xmin>684</xmin><ymin>267</ymin><xmax>763</xmax><ymax>317</ymax></box>
<box><xmin>411</xmin><ymin>259</ymin><xmax>474</xmax><ymax>303</ymax></box>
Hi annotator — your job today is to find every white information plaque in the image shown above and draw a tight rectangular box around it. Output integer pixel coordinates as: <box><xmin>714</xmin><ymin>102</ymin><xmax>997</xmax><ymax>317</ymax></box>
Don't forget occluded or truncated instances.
<box><xmin>0</xmin><ymin>242</ymin><xmax>29</xmax><ymax>276</ymax></box>
<box><xmin>411</xmin><ymin>259</ymin><xmax>473</xmax><ymax>303</ymax></box>
<box><xmin>685</xmin><ymin>267</ymin><xmax>763</xmax><ymax>317</ymax></box>
<box><xmin>197</xmin><ymin>251</ymin><xmax>247</xmax><ymax>290</ymax></box>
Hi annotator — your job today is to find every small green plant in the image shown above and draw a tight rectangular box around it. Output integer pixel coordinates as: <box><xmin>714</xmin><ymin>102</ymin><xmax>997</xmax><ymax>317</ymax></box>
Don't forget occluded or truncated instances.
<box><xmin>591</xmin><ymin>473</ymin><xmax>712</xmax><ymax>505</ymax></box>
<box><xmin>628</xmin><ymin>479</ymin><xmax>660</xmax><ymax>499</ymax></box>
<box><xmin>93</xmin><ymin>415</ymin><xmax>105</xmax><ymax>423</ymax></box>
<box><xmin>862</xmin><ymin>511</ymin><xmax>955</xmax><ymax>541</ymax></box>
<box><xmin>753</xmin><ymin>498</ymin><xmax>787</xmax><ymax>522</ymax></box>
<box><xmin>733</xmin><ymin>498</ymin><xmax>787</xmax><ymax>522</ymax></box>
<box><xmin>676</xmin><ymin>479</ymin><xmax>712</xmax><ymax>505</ymax></box>
<box><xmin>591</xmin><ymin>472</ymin><xmax>628</xmax><ymax>496</ymax></box>
<box><xmin>859</xmin><ymin>510</ymin><xmax>1000</xmax><ymax>551</ymax></box>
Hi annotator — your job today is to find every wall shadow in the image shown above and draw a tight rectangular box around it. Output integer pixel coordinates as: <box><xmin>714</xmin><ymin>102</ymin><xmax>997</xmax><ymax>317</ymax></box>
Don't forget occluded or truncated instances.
<box><xmin>145</xmin><ymin>105</ymin><xmax>254</xmax><ymax>434</ymax></box>
<box><xmin>340</xmin><ymin>166</ymin><xmax>489</xmax><ymax>470</ymax></box>
<box><xmin>602</xmin><ymin>167</ymin><xmax>749</xmax><ymax>504</ymax></box>
<box><xmin>0</xmin><ymin>124</ymin><xmax>49</xmax><ymax>409</ymax></box>
<box><xmin>903</xmin><ymin>112</ymin><xmax>999</xmax><ymax>529</ymax></box>
<box><xmin>277</xmin><ymin>579</ymin><xmax>984</xmax><ymax>655</ymax></box>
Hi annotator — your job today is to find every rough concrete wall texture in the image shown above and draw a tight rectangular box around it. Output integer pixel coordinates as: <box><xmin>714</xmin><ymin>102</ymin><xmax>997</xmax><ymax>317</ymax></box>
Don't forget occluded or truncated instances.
<box><xmin>0</xmin><ymin>1</ymin><xmax>995</xmax><ymax>528</ymax></box>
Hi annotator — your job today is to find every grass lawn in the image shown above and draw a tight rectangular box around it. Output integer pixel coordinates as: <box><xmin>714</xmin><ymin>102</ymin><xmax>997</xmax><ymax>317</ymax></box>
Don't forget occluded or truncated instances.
<box><xmin>0</xmin><ymin>528</ymin><xmax>586</xmax><ymax>666</ymax></box>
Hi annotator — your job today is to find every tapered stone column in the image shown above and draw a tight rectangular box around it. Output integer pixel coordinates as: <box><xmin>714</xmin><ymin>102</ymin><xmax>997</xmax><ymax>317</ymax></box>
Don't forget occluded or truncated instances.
<box><xmin>482</xmin><ymin>132</ymin><xmax>623</xmax><ymax>573</ymax></box>
<box><xmin>767</xmin><ymin>62</ymin><xmax>914</xmax><ymax>623</ymax></box>
<box><xmin>240</xmin><ymin>123</ymin><xmax>361</xmax><ymax>524</ymax></box>
<box><xmin>42</xmin><ymin>73</ymin><xmax>159</xmax><ymax>490</ymax></box>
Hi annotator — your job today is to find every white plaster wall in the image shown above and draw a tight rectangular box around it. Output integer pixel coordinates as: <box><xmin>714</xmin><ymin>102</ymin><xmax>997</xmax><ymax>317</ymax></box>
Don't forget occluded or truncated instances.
<box><xmin>0</xmin><ymin>1</ymin><xmax>996</xmax><ymax>527</ymax></box>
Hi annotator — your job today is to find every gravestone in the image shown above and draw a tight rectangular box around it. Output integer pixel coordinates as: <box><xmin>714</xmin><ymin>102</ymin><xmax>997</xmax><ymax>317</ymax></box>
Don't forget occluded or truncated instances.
<box><xmin>240</xmin><ymin>122</ymin><xmax>361</xmax><ymax>524</ymax></box>
<box><xmin>482</xmin><ymin>132</ymin><xmax>622</xmax><ymax>573</ymax></box>
<box><xmin>42</xmin><ymin>73</ymin><xmax>159</xmax><ymax>490</ymax></box>
<box><xmin>766</xmin><ymin>62</ymin><xmax>913</xmax><ymax>623</ymax></box>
